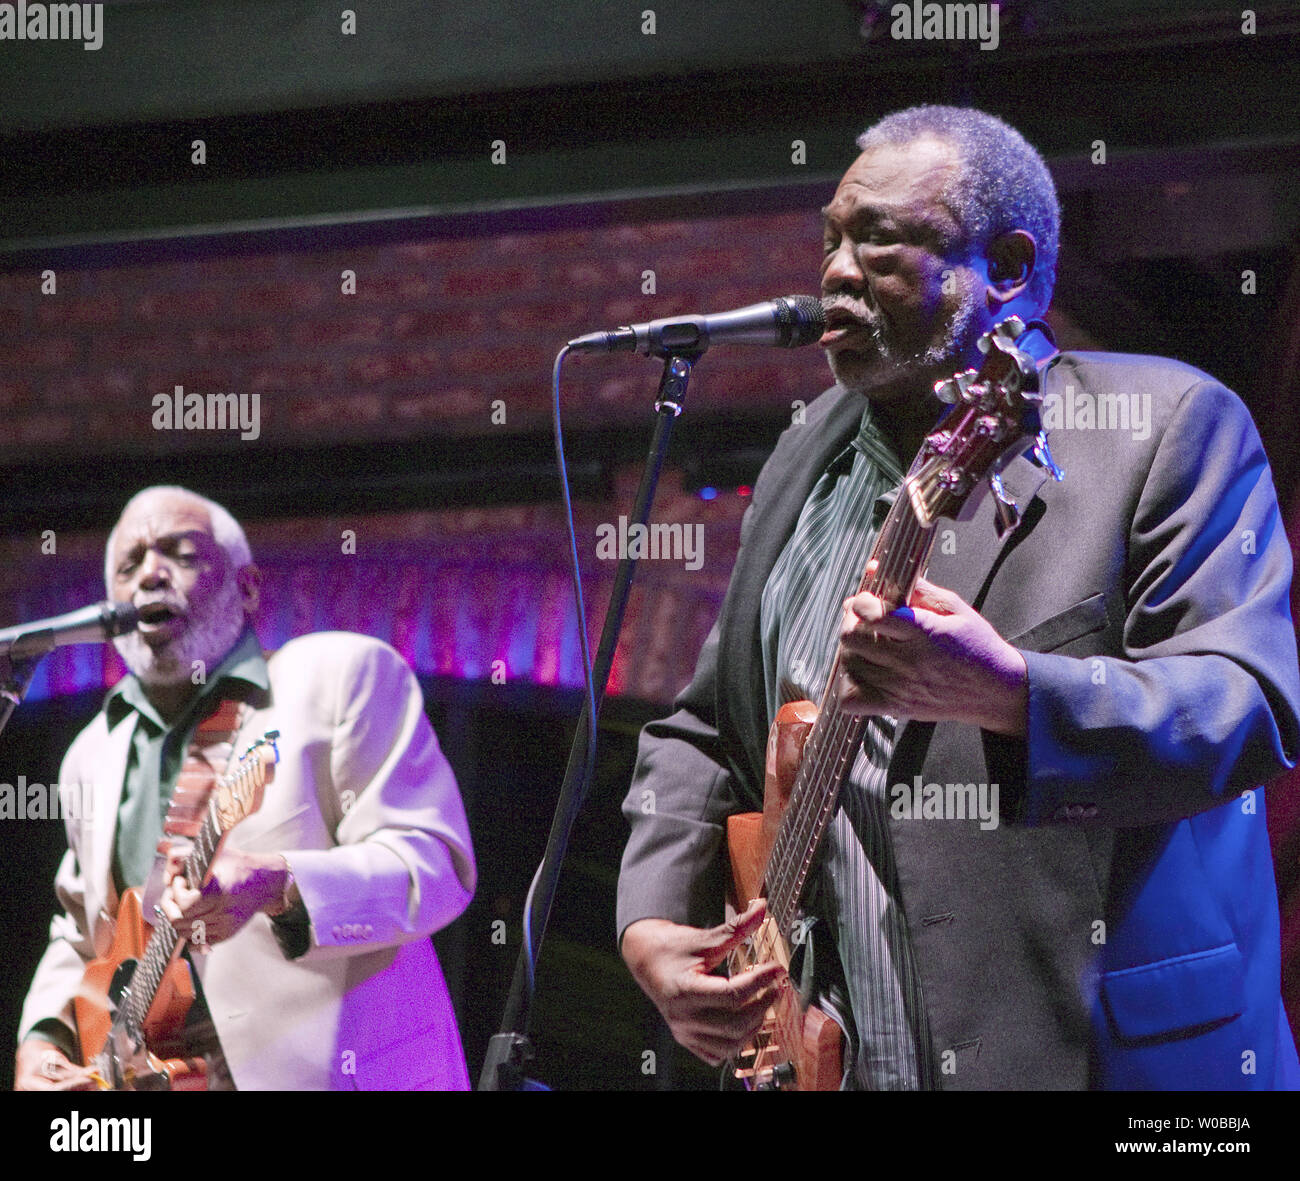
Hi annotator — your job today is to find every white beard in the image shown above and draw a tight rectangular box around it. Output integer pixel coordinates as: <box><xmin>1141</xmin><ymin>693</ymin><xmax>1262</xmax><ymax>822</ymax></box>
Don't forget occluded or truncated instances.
<box><xmin>113</xmin><ymin>574</ymin><xmax>248</xmax><ymax>686</ymax></box>
<box><xmin>826</xmin><ymin>280</ymin><xmax>983</xmax><ymax>394</ymax></box>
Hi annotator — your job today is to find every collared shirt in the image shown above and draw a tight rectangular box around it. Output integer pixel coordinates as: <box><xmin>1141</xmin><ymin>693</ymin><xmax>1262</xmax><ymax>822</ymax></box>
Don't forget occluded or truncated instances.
<box><xmin>105</xmin><ymin>627</ymin><xmax>270</xmax><ymax>895</ymax></box>
<box><xmin>759</xmin><ymin>402</ymin><xmax>936</xmax><ymax>1091</ymax></box>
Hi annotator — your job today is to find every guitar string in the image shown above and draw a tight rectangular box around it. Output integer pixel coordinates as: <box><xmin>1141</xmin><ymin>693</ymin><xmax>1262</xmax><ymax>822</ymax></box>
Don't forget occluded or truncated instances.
<box><xmin>126</xmin><ymin>762</ymin><xmax>259</xmax><ymax>1033</ymax></box>
<box><xmin>762</xmin><ymin>470</ymin><xmax>937</xmax><ymax>927</ymax></box>
<box><xmin>735</xmin><ymin>380</ymin><xmax>1027</xmax><ymax>1080</ymax></box>
<box><xmin>120</xmin><ymin>757</ymin><xmax>263</xmax><ymax>1037</ymax></box>
<box><xmin>770</xmin><ymin>501</ymin><xmax>934</xmax><ymax>923</ymax></box>
<box><xmin>124</xmin><ymin>767</ymin><xmax>239</xmax><ymax>1032</ymax></box>
<box><xmin>737</xmin><ymin>918</ymin><xmax>796</xmax><ymax>1083</ymax></box>
<box><xmin>766</xmin><ymin>416</ymin><xmax>1002</xmax><ymax>921</ymax></box>
<box><xmin>766</xmin><ymin>443</ymin><xmax>966</xmax><ymax>918</ymax></box>
<box><xmin>733</xmin><ymin>470</ymin><xmax>938</xmax><ymax>1081</ymax></box>
<box><xmin>739</xmin><ymin>944</ymin><xmax>808</xmax><ymax>1085</ymax></box>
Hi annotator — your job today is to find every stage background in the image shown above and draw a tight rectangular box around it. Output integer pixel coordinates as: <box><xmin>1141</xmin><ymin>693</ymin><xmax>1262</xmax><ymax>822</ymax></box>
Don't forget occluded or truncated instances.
<box><xmin>2</xmin><ymin>0</ymin><xmax>1299</xmax><ymax>1090</ymax></box>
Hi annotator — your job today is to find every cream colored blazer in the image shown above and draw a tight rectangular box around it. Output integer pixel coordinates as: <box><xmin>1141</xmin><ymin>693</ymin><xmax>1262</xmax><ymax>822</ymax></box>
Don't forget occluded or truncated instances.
<box><xmin>20</xmin><ymin>631</ymin><xmax>476</xmax><ymax>1090</ymax></box>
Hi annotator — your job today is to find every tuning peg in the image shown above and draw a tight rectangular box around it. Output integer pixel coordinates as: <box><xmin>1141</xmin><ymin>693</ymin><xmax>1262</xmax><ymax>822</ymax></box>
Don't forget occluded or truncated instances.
<box><xmin>1032</xmin><ymin>431</ymin><xmax>1064</xmax><ymax>481</ymax></box>
<box><xmin>977</xmin><ymin>316</ymin><xmax>1026</xmax><ymax>355</ymax></box>
<box><xmin>934</xmin><ymin>368</ymin><xmax>978</xmax><ymax>404</ymax></box>
<box><xmin>989</xmin><ymin>472</ymin><xmax>1021</xmax><ymax>538</ymax></box>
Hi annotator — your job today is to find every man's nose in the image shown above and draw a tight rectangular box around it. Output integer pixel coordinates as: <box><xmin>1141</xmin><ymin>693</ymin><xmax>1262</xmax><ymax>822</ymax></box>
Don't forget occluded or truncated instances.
<box><xmin>136</xmin><ymin>550</ymin><xmax>171</xmax><ymax>588</ymax></box>
<box><xmin>821</xmin><ymin>240</ymin><xmax>865</xmax><ymax>293</ymax></box>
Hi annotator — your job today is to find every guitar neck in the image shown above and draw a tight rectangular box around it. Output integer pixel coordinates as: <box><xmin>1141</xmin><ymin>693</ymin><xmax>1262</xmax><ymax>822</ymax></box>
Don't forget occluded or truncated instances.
<box><xmin>762</xmin><ymin>473</ymin><xmax>938</xmax><ymax>933</ymax></box>
<box><xmin>119</xmin><ymin>779</ymin><xmax>236</xmax><ymax>1036</ymax></box>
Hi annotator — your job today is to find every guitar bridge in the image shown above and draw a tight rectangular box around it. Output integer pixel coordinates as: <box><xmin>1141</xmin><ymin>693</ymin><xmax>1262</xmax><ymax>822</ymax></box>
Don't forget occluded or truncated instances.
<box><xmin>737</xmin><ymin>1059</ymin><xmax>797</xmax><ymax>1090</ymax></box>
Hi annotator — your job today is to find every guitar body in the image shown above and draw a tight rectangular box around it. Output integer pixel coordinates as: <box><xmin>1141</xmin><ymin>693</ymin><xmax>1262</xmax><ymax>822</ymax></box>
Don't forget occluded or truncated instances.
<box><xmin>726</xmin><ymin>699</ymin><xmax>843</xmax><ymax>1090</ymax></box>
<box><xmin>74</xmin><ymin>887</ymin><xmax>207</xmax><ymax>1091</ymax></box>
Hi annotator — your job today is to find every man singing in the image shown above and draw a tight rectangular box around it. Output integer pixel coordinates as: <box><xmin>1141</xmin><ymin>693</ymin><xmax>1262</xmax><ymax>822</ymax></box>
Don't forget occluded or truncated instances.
<box><xmin>16</xmin><ymin>485</ymin><xmax>476</xmax><ymax>1090</ymax></box>
<box><xmin>616</xmin><ymin>106</ymin><xmax>1300</xmax><ymax>1089</ymax></box>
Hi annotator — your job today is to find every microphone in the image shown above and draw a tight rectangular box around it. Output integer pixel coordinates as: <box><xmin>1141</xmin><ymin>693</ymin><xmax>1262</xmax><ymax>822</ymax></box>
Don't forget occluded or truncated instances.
<box><xmin>0</xmin><ymin>601</ymin><xmax>140</xmax><ymax>660</ymax></box>
<box><xmin>567</xmin><ymin>294</ymin><xmax>826</xmax><ymax>357</ymax></box>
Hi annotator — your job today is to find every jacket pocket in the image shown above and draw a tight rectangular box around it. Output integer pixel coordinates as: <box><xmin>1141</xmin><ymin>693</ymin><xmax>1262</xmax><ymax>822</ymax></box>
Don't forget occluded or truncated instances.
<box><xmin>1008</xmin><ymin>592</ymin><xmax>1108</xmax><ymax>654</ymax></box>
<box><xmin>1101</xmin><ymin>942</ymin><xmax>1245</xmax><ymax>1040</ymax></box>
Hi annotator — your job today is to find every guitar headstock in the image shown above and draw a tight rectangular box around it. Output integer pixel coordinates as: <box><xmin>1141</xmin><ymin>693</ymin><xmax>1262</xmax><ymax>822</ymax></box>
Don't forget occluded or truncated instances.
<box><xmin>214</xmin><ymin>730</ymin><xmax>280</xmax><ymax>833</ymax></box>
<box><xmin>909</xmin><ymin>316</ymin><xmax>1062</xmax><ymax>536</ymax></box>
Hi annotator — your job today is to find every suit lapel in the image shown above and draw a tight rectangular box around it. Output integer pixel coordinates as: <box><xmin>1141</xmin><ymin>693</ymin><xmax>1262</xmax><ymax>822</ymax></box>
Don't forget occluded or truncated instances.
<box><xmin>922</xmin><ymin>448</ymin><xmax>1052</xmax><ymax>607</ymax></box>
<box><xmin>88</xmin><ymin>713</ymin><xmax>134</xmax><ymax>951</ymax></box>
<box><xmin>744</xmin><ymin>389</ymin><xmax>869</xmax><ymax>597</ymax></box>
<box><xmin>719</xmin><ymin>354</ymin><xmax>1061</xmax><ymax>787</ymax></box>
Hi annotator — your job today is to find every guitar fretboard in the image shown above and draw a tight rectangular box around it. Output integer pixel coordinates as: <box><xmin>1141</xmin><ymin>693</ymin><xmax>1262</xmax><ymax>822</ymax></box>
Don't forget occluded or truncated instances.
<box><xmin>761</xmin><ymin>461</ymin><xmax>942</xmax><ymax>936</ymax></box>
<box><xmin>120</xmin><ymin>757</ymin><xmax>262</xmax><ymax>1039</ymax></box>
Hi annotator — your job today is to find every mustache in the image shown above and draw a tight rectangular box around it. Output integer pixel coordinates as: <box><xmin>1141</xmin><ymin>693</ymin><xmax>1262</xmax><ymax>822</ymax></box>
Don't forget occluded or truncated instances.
<box><xmin>821</xmin><ymin>296</ymin><xmax>890</xmax><ymax>348</ymax></box>
<box><xmin>820</xmin><ymin>295</ymin><xmax>887</xmax><ymax>336</ymax></box>
<box><xmin>821</xmin><ymin>295</ymin><xmax>872</xmax><ymax>322</ymax></box>
<box><xmin>114</xmin><ymin>577</ymin><xmax>243</xmax><ymax>685</ymax></box>
<box><xmin>136</xmin><ymin>593</ymin><xmax>185</xmax><ymax>609</ymax></box>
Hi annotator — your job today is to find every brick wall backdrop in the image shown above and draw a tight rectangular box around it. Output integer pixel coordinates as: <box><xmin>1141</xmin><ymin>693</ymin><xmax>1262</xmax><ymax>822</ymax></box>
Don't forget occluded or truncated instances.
<box><xmin>0</xmin><ymin>211</ymin><xmax>833</xmax><ymax>458</ymax></box>
<box><xmin>0</xmin><ymin>206</ymin><xmax>857</xmax><ymax>702</ymax></box>
<box><xmin>6</xmin><ymin>190</ymin><xmax>1300</xmax><ymax>1062</ymax></box>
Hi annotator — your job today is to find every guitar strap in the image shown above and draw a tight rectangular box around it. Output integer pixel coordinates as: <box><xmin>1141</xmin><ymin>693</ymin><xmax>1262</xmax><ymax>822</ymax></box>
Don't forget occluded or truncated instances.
<box><xmin>136</xmin><ymin>696</ymin><xmax>251</xmax><ymax>920</ymax></box>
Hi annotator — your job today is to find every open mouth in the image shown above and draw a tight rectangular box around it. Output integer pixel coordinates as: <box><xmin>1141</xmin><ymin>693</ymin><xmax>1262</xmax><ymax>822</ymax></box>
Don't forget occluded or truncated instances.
<box><xmin>136</xmin><ymin>602</ymin><xmax>184</xmax><ymax>630</ymax></box>
<box><xmin>819</xmin><ymin>305</ymin><xmax>877</xmax><ymax>347</ymax></box>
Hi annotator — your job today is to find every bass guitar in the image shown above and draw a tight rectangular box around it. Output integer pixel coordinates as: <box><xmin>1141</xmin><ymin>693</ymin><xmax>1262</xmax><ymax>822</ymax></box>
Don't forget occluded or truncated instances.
<box><xmin>725</xmin><ymin>316</ymin><xmax>1061</xmax><ymax>1089</ymax></box>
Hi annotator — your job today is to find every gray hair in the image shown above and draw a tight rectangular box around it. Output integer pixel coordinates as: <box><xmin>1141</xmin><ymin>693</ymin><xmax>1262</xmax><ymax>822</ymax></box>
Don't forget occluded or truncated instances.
<box><xmin>857</xmin><ymin>105</ymin><xmax>1060</xmax><ymax>312</ymax></box>
<box><xmin>104</xmin><ymin>485</ymin><xmax>253</xmax><ymax>591</ymax></box>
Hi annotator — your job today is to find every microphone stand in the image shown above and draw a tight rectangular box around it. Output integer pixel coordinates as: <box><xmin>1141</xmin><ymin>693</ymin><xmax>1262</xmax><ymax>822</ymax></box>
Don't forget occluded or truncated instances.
<box><xmin>478</xmin><ymin>348</ymin><xmax>699</xmax><ymax>1091</ymax></box>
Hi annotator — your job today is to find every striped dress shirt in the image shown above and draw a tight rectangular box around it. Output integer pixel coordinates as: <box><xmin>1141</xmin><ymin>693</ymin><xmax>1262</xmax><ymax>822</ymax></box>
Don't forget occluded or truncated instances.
<box><xmin>758</xmin><ymin>403</ymin><xmax>936</xmax><ymax>1090</ymax></box>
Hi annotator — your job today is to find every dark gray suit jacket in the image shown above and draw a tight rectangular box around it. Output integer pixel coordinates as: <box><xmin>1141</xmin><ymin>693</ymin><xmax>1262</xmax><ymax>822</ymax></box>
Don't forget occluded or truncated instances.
<box><xmin>617</xmin><ymin>351</ymin><xmax>1300</xmax><ymax>1089</ymax></box>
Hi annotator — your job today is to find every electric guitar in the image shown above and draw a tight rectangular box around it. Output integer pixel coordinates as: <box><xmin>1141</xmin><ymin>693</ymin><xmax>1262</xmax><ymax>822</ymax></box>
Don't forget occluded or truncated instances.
<box><xmin>725</xmin><ymin>316</ymin><xmax>1061</xmax><ymax>1089</ymax></box>
<box><xmin>73</xmin><ymin>731</ymin><xmax>280</xmax><ymax>1090</ymax></box>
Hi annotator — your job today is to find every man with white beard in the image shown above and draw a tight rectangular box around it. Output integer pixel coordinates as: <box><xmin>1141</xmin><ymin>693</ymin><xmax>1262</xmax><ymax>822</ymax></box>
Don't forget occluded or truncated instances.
<box><xmin>15</xmin><ymin>485</ymin><xmax>476</xmax><ymax>1090</ymax></box>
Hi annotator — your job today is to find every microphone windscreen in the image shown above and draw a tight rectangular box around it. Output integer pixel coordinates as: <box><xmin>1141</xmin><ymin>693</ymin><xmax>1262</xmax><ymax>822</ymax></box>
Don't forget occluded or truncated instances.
<box><xmin>776</xmin><ymin>295</ymin><xmax>827</xmax><ymax>347</ymax></box>
<box><xmin>103</xmin><ymin>601</ymin><xmax>140</xmax><ymax>636</ymax></box>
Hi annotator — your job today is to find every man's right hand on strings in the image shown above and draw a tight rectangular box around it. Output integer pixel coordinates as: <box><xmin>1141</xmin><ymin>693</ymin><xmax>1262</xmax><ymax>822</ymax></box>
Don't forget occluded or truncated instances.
<box><xmin>619</xmin><ymin>898</ymin><xmax>787</xmax><ymax>1067</ymax></box>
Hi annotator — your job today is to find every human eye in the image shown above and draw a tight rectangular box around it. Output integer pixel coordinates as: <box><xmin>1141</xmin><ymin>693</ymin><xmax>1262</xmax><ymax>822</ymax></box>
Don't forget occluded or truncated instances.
<box><xmin>163</xmin><ymin>538</ymin><xmax>198</xmax><ymax>566</ymax></box>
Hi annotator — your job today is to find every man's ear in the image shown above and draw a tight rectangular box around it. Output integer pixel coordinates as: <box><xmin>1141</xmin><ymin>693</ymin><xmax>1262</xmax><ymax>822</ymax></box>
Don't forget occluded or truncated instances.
<box><xmin>985</xmin><ymin>230</ymin><xmax>1037</xmax><ymax>307</ymax></box>
<box><xmin>237</xmin><ymin>564</ymin><xmax>262</xmax><ymax>617</ymax></box>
